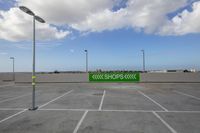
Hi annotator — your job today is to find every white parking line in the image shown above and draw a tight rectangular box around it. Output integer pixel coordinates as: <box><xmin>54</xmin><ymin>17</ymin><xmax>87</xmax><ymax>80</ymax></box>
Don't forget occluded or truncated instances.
<box><xmin>100</xmin><ymin>109</ymin><xmax>159</xmax><ymax>113</ymax></box>
<box><xmin>0</xmin><ymin>84</ymin><xmax>14</xmax><ymax>88</ymax></box>
<box><xmin>0</xmin><ymin>91</ymin><xmax>39</xmax><ymax>103</ymax></box>
<box><xmin>14</xmin><ymin>85</ymin><xmax>32</xmax><ymax>88</ymax></box>
<box><xmin>153</xmin><ymin>112</ymin><xmax>177</xmax><ymax>133</ymax></box>
<box><xmin>138</xmin><ymin>91</ymin><xmax>168</xmax><ymax>112</ymax></box>
<box><xmin>0</xmin><ymin>109</ymin><xmax>27</xmax><ymax>123</ymax></box>
<box><xmin>99</xmin><ymin>90</ymin><xmax>106</xmax><ymax>110</ymax></box>
<box><xmin>39</xmin><ymin>90</ymin><xmax>73</xmax><ymax>109</ymax></box>
<box><xmin>37</xmin><ymin>108</ymin><xmax>200</xmax><ymax>113</ymax></box>
<box><xmin>2</xmin><ymin>108</ymin><xmax>200</xmax><ymax>113</ymax></box>
<box><xmin>39</xmin><ymin>108</ymin><xmax>95</xmax><ymax>111</ymax></box>
<box><xmin>0</xmin><ymin>108</ymin><xmax>27</xmax><ymax>110</ymax></box>
<box><xmin>174</xmin><ymin>90</ymin><xmax>200</xmax><ymax>100</ymax></box>
<box><xmin>102</xmin><ymin>109</ymin><xmax>200</xmax><ymax>113</ymax></box>
<box><xmin>157</xmin><ymin>110</ymin><xmax>200</xmax><ymax>113</ymax></box>
<box><xmin>73</xmin><ymin>110</ymin><xmax>88</xmax><ymax>133</ymax></box>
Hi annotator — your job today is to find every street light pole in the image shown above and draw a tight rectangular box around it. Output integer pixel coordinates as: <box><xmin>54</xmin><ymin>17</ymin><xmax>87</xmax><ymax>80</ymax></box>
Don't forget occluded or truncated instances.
<box><xmin>84</xmin><ymin>50</ymin><xmax>88</xmax><ymax>73</ymax></box>
<box><xmin>19</xmin><ymin>6</ymin><xmax>45</xmax><ymax>111</ymax></box>
<box><xmin>141</xmin><ymin>50</ymin><xmax>145</xmax><ymax>72</ymax></box>
<box><xmin>32</xmin><ymin>15</ymin><xmax>36</xmax><ymax>110</ymax></box>
<box><xmin>10</xmin><ymin>57</ymin><xmax>15</xmax><ymax>81</ymax></box>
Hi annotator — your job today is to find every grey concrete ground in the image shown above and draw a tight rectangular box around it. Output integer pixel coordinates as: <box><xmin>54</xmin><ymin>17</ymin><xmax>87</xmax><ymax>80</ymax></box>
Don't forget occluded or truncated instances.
<box><xmin>0</xmin><ymin>83</ymin><xmax>200</xmax><ymax>133</ymax></box>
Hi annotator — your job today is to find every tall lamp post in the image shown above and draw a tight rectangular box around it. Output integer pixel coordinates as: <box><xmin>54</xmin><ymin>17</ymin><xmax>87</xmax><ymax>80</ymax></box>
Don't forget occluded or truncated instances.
<box><xmin>10</xmin><ymin>57</ymin><xmax>15</xmax><ymax>81</ymax></box>
<box><xmin>141</xmin><ymin>50</ymin><xmax>146</xmax><ymax>72</ymax></box>
<box><xmin>19</xmin><ymin>6</ymin><xmax>45</xmax><ymax>110</ymax></box>
<box><xmin>84</xmin><ymin>50</ymin><xmax>88</xmax><ymax>73</ymax></box>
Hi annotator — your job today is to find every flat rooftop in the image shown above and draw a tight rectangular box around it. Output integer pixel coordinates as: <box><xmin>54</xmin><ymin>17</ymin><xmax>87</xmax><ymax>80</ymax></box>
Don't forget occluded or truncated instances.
<box><xmin>0</xmin><ymin>83</ymin><xmax>200</xmax><ymax>133</ymax></box>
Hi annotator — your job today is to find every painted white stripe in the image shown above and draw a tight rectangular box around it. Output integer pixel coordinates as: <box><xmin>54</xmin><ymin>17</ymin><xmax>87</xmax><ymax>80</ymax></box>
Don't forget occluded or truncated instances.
<box><xmin>0</xmin><ymin>108</ymin><xmax>27</xmax><ymax>110</ymax></box>
<box><xmin>0</xmin><ymin>91</ymin><xmax>39</xmax><ymax>103</ymax></box>
<box><xmin>138</xmin><ymin>91</ymin><xmax>168</xmax><ymax>111</ymax></box>
<box><xmin>100</xmin><ymin>109</ymin><xmax>157</xmax><ymax>113</ymax></box>
<box><xmin>153</xmin><ymin>112</ymin><xmax>177</xmax><ymax>133</ymax></box>
<box><xmin>174</xmin><ymin>90</ymin><xmax>200</xmax><ymax>100</ymax></box>
<box><xmin>1</xmin><ymin>108</ymin><xmax>199</xmax><ymax>113</ymax></box>
<box><xmin>38</xmin><ymin>109</ymin><xmax>155</xmax><ymax>112</ymax></box>
<box><xmin>102</xmin><ymin>109</ymin><xmax>200</xmax><ymax>113</ymax></box>
<box><xmin>0</xmin><ymin>109</ymin><xmax>27</xmax><ymax>123</ymax></box>
<box><xmin>39</xmin><ymin>90</ymin><xmax>73</xmax><ymax>109</ymax></box>
<box><xmin>0</xmin><ymin>84</ymin><xmax>14</xmax><ymax>88</ymax></box>
<box><xmin>14</xmin><ymin>85</ymin><xmax>32</xmax><ymax>88</ymax></box>
<box><xmin>10</xmin><ymin>108</ymin><xmax>200</xmax><ymax>113</ymax></box>
<box><xmin>157</xmin><ymin>110</ymin><xmax>200</xmax><ymax>113</ymax></box>
<box><xmin>39</xmin><ymin>108</ymin><xmax>94</xmax><ymax>112</ymax></box>
<box><xmin>99</xmin><ymin>90</ymin><xmax>106</xmax><ymax>110</ymax></box>
<box><xmin>21</xmin><ymin>108</ymin><xmax>200</xmax><ymax>113</ymax></box>
<box><xmin>73</xmin><ymin>110</ymin><xmax>88</xmax><ymax>133</ymax></box>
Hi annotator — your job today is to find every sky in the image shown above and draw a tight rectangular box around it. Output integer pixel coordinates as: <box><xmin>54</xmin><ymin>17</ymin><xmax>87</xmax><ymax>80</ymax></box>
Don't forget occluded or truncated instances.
<box><xmin>0</xmin><ymin>0</ymin><xmax>200</xmax><ymax>72</ymax></box>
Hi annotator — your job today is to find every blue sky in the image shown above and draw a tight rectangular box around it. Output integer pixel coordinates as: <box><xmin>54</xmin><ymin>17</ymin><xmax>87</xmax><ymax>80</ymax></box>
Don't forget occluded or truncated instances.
<box><xmin>0</xmin><ymin>0</ymin><xmax>200</xmax><ymax>72</ymax></box>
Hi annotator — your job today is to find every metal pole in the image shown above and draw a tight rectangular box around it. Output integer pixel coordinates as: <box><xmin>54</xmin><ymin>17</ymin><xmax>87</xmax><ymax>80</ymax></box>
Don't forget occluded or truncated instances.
<box><xmin>13</xmin><ymin>58</ymin><xmax>15</xmax><ymax>81</ymax></box>
<box><xmin>19</xmin><ymin>6</ymin><xmax>45</xmax><ymax>111</ymax></box>
<box><xmin>142</xmin><ymin>50</ymin><xmax>145</xmax><ymax>72</ymax></box>
<box><xmin>10</xmin><ymin>57</ymin><xmax>15</xmax><ymax>81</ymax></box>
<box><xmin>86</xmin><ymin>51</ymin><xmax>88</xmax><ymax>73</ymax></box>
<box><xmin>30</xmin><ymin>16</ymin><xmax>37</xmax><ymax>110</ymax></box>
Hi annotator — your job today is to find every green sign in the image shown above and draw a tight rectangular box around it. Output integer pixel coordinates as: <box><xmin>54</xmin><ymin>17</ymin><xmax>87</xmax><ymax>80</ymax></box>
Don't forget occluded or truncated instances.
<box><xmin>89</xmin><ymin>72</ymin><xmax>140</xmax><ymax>82</ymax></box>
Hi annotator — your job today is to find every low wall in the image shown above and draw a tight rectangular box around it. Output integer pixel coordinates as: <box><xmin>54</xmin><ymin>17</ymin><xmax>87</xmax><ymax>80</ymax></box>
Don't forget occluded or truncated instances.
<box><xmin>0</xmin><ymin>80</ymin><xmax>3</xmax><ymax>85</ymax></box>
<box><xmin>1</xmin><ymin>72</ymin><xmax>200</xmax><ymax>83</ymax></box>
<box><xmin>15</xmin><ymin>73</ymin><xmax>88</xmax><ymax>83</ymax></box>
<box><xmin>140</xmin><ymin>73</ymin><xmax>200</xmax><ymax>83</ymax></box>
<box><xmin>0</xmin><ymin>73</ymin><xmax>13</xmax><ymax>81</ymax></box>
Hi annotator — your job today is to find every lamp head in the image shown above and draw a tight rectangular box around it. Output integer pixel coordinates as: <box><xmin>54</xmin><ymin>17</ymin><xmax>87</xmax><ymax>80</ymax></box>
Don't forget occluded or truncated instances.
<box><xmin>19</xmin><ymin>6</ymin><xmax>35</xmax><ymax>16</ymax></box>
<box><xmin>35</xmin><ymin>15</ymin><xmax>45</xmax><ymax>23</ymax></box>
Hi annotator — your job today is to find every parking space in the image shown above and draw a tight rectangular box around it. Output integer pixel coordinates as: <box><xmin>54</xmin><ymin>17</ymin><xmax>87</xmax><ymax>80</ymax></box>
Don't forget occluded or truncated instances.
<box><xmin>157</xmin><ymin>112</ymin><xmax>200</xmax><ymax>133</ymax></box>
<box><xmin>0</xmin><ymin>83</ymin><xmax>200</xmax><ymax>133</ymax></box>
<box><xmin>173</xmin><ymin>85</ymin><xmax>200</xmax><ymax>98</ymax></box>
<box><xmin>0</xmin><ymin>110</ymin><xmax>83</xmax><ymax>133</ymax></box>
<box><xmin>43</xmin><ymin>89</ymin><xmax>104</xmax><ymax>110</ymax></box>
<box><xmin>0</xmin><ymin>110</ymin><xmax>23</xmax><ymax>120</ymax></box>
<box><xmin>103</xmin><ymin>89</ymin><xmax>163</xmax><ymax>110</ymax></box>
<box><xmin>77</xmin><ymin>111</ymin><xmax>172</xmax><ymax>133</ymax></box>
<box><xmin>0</xmin><ymin>85</ymin><xmax>73</xmax><ymax>108</ymax></box>
<box><xmin>141</xmin><ymin>87</ymin><xmax>200</xmax><ymax>111</ymax></box>
<box><xmin>0</xmin><ymin>86</ymin><xmax>32</xmax><ymax>101</ymax></box>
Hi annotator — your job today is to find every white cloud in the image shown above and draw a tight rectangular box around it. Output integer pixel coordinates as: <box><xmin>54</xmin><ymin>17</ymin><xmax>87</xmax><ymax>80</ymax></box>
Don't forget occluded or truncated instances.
<box><xmin>0</xmin><ymin>0</ymin><xmax>200</xmax><ymax>42</ymax></box>
<box><xmin>0</xmin><ymin>7</ymin><xmax>70</xmax><ymax>42</ymax></box>
<box><xmin>71</xmin><ymin>9</ymin><xmax>129</xmax><ymax>32</ymax></box>
<box><xmin>71</xmin><ymin>0</ymin><xmax>188</xmax><ymax>34</ymax></box>
<box><xmin>17</xmin><ymin>0</ymin><xmax>116</xmax><ymax>25</ymax></box>
<box><xmin>126</xmin><ymin>0</ymin><xmax>187</xmax><ymax>33</ymax></box>
<box><xmin>159</xmin><ymin>1</ymin><xmax>200</xmax><ymax>35</ymax></box>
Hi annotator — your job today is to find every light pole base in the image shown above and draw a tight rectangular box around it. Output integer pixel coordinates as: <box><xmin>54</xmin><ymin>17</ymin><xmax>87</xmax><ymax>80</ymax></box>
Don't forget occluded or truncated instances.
<box><xmin>29</xmin><ymin>106</ymin><xmax>38</xmax><ymax>111</ymax></box>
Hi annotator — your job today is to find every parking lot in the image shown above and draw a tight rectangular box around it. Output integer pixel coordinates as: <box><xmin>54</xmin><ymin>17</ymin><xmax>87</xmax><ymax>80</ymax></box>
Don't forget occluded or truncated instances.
<box><xmin>0</xmin><ymin>83</ymin><xmax>200</xmax><ymax>133</ymax></box>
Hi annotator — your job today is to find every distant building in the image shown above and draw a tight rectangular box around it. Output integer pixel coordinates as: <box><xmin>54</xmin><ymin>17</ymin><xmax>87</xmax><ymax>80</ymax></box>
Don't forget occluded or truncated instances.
<box><xmin>167</xmin><ymin>70</ymin><xmax>184</xmax><ymax>73</ymax></box>
<box><xmin>148</xmin><ymin>69</ymin><xmax>196</xmax><ymax>73</ymax></box>
<box><xmin>149</xmin><ymin>70</ymin><xmax>167</xmax><ymax>73</ymax></box>
<box><xmin>190</xmin><ymin>69</ymin><xmax>196</xmax><ymax>72</ymax></box>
